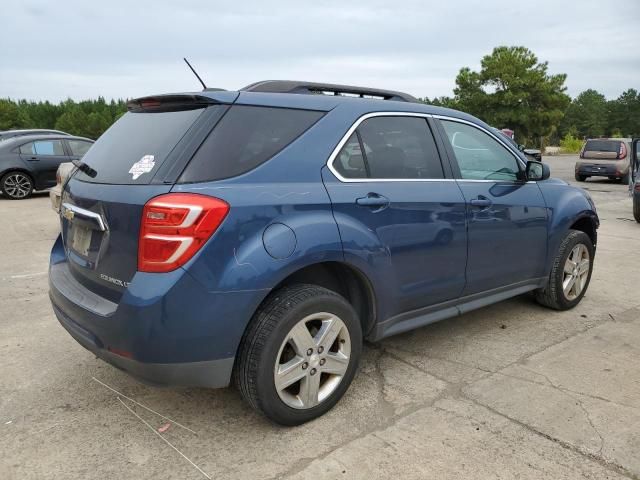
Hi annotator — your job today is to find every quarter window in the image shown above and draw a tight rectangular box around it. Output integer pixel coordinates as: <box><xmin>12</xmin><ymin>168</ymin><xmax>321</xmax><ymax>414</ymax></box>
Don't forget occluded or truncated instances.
<box><xmin>333</xmin><ymin>116</ymin><xmax>444</xmax><ymax>180</ymax></box>
<box><xmin>440</xmin><ymin>120</ymin><xmax>521</xmax><ymax>181</ymax></box>
<box><xmin>67</xmin><ymin>140</ymin><xmax>93</xmax><ymax>157</ymax></box>
<box><xmin>19</xmin><ymin>140</ymin><xmax>66</xmax><ymax>156</ymax></box>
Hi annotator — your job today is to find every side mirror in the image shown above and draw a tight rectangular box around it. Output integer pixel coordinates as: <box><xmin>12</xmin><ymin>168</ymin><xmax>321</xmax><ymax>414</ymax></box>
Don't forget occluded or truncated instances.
<box><xmin>518</xmin><ymin>144</ymin><xmax>526</xmax><ymax>152</ymax></box>
<box><xmin>525</xmin><ymin>160</ymin><xmax>550</xmax><ymax>181</ymax></box>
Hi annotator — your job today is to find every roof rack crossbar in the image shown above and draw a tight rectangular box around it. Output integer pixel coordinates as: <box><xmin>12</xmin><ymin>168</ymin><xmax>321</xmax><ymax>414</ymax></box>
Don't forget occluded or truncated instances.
<box><xmin>240</xmin><ymin>80</ymin><xmax>419</xmax><ymax>103</ymax></box>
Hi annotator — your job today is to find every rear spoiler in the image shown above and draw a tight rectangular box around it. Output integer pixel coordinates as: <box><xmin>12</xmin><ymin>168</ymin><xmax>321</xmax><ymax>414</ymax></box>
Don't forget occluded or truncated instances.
<box><xmin>127</xmin><ymin>92</ymin><xmax>238</xmax><ymax>112</ymax></box>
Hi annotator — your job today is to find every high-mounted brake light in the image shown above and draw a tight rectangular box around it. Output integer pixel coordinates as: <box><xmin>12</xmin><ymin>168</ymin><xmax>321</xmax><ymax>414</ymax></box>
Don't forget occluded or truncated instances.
<box><xmin>138</xmin><ymin>193</ymin><xmax>229</xmax><ymax>273</ymax></box>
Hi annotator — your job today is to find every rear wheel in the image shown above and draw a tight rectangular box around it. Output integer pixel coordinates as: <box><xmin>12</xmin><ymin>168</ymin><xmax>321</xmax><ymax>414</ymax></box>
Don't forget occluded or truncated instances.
<box><xmin>634</xmin><ymin>195</ymin><xmax>640</xmax><ymax>223</ymax></box>
<box><xmin>575</xmin><ymin>173</ymin><xmax>587</xmax><ymax>182</ymax></box>
<box><xmin>235</xmin><ymin>284</ymin><xmax>362</xmax><ymax>425</ymax></box>
<box><xmin>535</xmin><ymin>230</ymin><xmax>594</xmax><ymax>310</ymax></box>
<box><xmin>1</xmin><ymin>171</ymin><xmax>33</xmax><ymax>199</ymax></box>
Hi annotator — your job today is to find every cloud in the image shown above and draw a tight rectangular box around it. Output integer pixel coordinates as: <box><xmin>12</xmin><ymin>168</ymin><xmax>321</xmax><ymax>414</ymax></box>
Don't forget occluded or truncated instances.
<box><xmin>1</xmin><ymin>0</ymin><xmax>638</xmax><ymax>101</ymax></box>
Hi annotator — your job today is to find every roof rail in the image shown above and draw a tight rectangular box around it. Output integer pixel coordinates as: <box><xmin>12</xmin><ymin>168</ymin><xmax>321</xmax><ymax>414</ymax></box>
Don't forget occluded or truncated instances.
<box><xmin>240</xmin><ymin>80</ymin><xmax>419</xmax><ymax>103</ymax></box>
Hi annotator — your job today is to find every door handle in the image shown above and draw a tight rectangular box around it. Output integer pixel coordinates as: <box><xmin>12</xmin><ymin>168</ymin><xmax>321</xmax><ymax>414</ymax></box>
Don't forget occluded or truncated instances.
<box><xmin>28</xmin><ymin>156</ymin><xmax>39</xmax><ymax>161</ymax></box>
<box><xmin>470</xmin><ymin>197</ymin><xmax>492</xmax><ymax>208</ymax></box>
<box><xmin>356</xmin><ymin>193</ymin><xmax>390</xmax><ymax>209</ymax></box>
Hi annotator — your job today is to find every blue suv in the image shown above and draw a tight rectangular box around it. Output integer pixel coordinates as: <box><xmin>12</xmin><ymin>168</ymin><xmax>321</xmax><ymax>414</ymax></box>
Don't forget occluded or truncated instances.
<box><xmin>49</xmin><ymin>81</ymin><xmax>599</xmax><ymax>425</ymax></box>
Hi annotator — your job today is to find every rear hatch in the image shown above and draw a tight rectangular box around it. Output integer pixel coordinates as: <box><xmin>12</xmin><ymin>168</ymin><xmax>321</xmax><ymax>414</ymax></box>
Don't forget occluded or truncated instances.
<box><xmin>582</xmin><ymin>139</ymin><xmax>624</xmax><ymax>160</ymax></box>
<box><xmin>59</xmin><ymin>93</ymin><xmax>233</xmax><ymax>302</ymax></box>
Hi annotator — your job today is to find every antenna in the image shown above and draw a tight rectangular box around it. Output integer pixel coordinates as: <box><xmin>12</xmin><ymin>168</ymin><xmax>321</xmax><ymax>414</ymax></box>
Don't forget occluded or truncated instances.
<box><xmin>183</xmin><ymin>58</ymin><xmax>207</xmax><ymax>90</ymax></box>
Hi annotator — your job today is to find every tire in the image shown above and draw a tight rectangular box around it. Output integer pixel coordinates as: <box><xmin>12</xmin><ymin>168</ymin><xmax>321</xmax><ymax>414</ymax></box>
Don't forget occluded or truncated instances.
<box><xmin>633</xmin><ymin>195</ymin><xmax>640</xmax><ymax>223</ymax></box>
<box><xmin>621</xmin><ymin>172</ymin><xmax>630</xmax><ymax>184</ymax></box>
<box><xmin>575</xmin><ymin>173</ymin><xmax>587</xmax><ymax>182</ymax></box>
<box><xmin>234</xmin><ymin>284</ymin><xmax>362</xmax><ymax>426</ymax></box>
<box><xmin>535</xmin><ymin>230</ymin><xmax>594</xmax><ymax>310</ymax></box>
<box><xmin>1</xmin><ymin>171</ymin><xmax>34</xmax><ymax>199</ymax></box>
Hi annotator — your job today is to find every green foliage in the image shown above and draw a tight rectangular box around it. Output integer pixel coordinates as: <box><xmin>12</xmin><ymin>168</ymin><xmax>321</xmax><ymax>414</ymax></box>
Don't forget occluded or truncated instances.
<box><xmin>449</xmin><ymin>46</ymin><xmax>571</xmax><ymax>144</ymax></box>
<box><xmin>559</xmin><ymin>89</ymin><xmax>608</xmax><ymax>138</ymax></box>
<box><xmin>0</xmin><ymin>98</ymin><xmax>127</xmax><ymax>139</ymax></box>
<box><xmin>559</xmin><ymin>133</ymin><xmax>583</xmax><ymax>153</ymax></box>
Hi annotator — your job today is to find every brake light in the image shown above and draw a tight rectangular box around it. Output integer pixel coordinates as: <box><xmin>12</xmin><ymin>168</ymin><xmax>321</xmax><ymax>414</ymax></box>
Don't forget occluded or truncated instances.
<box><xmin>618</xmin><ymin>142</ymin><xmax>627</xmax><ymax>159</ymax></box>
<box><xmin>139</xmin><ymin>193</ymin><xmax>229</xmax><ymax>273</ymax></box>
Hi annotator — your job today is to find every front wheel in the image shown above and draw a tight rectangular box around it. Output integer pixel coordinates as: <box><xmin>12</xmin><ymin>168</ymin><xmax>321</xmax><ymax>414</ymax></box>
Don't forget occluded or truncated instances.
<box><xmin>234</xmin><ymin>284</ymin><xmax>362</xmax><ymax>425</ymax></box>
<box><xmin>575</xmin><ymin>173</ymin><xmax>587</xmax><ymax>182</ymax></box>
<box><xmin>535</xmin><ymin>230</ymin><xmax>594</xmax><ymax>310</ymax></box>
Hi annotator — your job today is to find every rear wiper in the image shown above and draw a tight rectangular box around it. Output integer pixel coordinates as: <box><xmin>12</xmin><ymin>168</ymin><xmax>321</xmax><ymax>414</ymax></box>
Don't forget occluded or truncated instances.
<box><xmin>72</xmin><ymin>160</ymin><xmax>97</xmax><ymax>178</ymax></box>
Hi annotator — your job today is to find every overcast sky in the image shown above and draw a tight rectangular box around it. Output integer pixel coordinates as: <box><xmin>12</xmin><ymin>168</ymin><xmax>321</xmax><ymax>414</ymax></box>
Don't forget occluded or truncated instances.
<box><xmin>2</xmin><ymin>0</ymin><xmax>639</xmax><ymax>102</ymax></box>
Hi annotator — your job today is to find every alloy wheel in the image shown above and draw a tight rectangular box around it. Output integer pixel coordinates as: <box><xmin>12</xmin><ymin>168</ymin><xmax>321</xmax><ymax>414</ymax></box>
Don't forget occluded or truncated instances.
<box><xmin>3</xmin><ymin>173</ymin><xmax>32</xmax><ymax>199</ymax></box>
<box><xmin>562</xmin><ymin>243</ymin><xmax>590</xmax><ymax>301</ymax></box>
<box><xmin>274</xmin><ymin>312</ymin><xmax>351</xmax><ymax>409</ymax></box>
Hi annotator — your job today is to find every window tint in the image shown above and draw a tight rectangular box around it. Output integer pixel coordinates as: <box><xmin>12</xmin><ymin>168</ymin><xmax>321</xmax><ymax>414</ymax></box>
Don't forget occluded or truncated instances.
<box><xmin>180</xmin><ymin>106</ymin><xmax>324</xmax><ymax>183</ymax></box>
<box><xmin>584</xmin><ymin>140</ymin><xmax>620</xmax><ymax>153</ymax></box>
<box><xmin>67</xmin><ymin>140</ymin><xmax>93</xmax><ymax>157</ymax></box>
<box><xmin>339</xmin><ymin>116</ymin><xmax>443</xmax><ymax>180</ymax></box>
<box><xmin>20</xmin><ymin>140</ymin><xmax>65</xmax><ymax>156</ymax></box>
<box><xmin>441</xmin><ymin>120</ymin><xmax>521</xmax><ymax>181</ymax></box>
<box><xmin>333</xmin><ymin>133</ymin><xmax>368</xmax><ymax>179</ymax></box>
<box><xmin>74</xmin><ymin>108</ymin><xmax>205</xmax><ymax>184</ymax></box>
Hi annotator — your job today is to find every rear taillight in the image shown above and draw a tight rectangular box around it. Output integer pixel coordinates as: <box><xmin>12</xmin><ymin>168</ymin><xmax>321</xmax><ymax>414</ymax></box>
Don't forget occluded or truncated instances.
<box><xmin>618</xmin><ymin>142</ymin><xmax>627</xmax><ymax>159</ymax></box>
<box><xmin>138</xmin><ymin>193</ymin><xmax>229</xmax><ymax>273</ymax></box>
<box><xmin>56</xmin><ymin>171</ymin><xmax>61</xmax><ymax>185</ymax></box>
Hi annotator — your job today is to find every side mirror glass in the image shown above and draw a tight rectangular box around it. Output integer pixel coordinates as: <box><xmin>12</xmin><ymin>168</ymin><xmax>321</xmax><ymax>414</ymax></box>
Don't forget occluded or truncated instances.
<box><xmin>525</xmin><ymin>160</ymin><xmax>550</xmax><ymax>181</ymax></box>
<box><xmin>518</xmin><ymin>144</ymin><xmax>525</xmax><ymax>152</ymax></box>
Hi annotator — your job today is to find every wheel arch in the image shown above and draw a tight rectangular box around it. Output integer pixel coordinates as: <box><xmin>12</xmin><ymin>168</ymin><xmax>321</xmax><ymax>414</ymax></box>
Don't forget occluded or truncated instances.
<box><xmin>268</xmin><ymin>260</ymin><xmax>377</xmax><ymax>338</ymax></box>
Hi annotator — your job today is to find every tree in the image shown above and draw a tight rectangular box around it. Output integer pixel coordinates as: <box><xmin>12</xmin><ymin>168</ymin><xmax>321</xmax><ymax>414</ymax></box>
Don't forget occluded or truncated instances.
<box><xmin>0</xmin><ymin>99</ymin><xmax>32</xmax><ymax>130</ymax></box>
<box><xmin>54</xmin><ymin>105</ymin><xmax>89</xmax><ymax>137</ymax></box>
<box><xmin>450</xmin><ymin>46</ymin><xmax>570</xmax><ymax>145</ymax></box>
<box><xmin>560</xmin><ymin>89</ymin><xmax>608</xmax><ymax>138</ymax></box>
<box><xmin>607</xmin><ymin>89</ymin><xmax>640</xmax><ymax>137</ymax></box>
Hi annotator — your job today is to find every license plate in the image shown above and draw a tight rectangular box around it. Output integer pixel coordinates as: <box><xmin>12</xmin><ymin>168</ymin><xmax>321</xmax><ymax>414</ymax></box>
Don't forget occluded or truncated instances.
<box><xmin>71</xmin><ymin>224</ymin><xmax>92</xmax><ymax>256</ymax></box>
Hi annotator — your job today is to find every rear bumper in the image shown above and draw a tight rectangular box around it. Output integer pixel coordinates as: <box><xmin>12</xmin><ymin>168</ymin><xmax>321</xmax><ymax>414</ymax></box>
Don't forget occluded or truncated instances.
<box><xmin>575</xmin><ymin>160</ymin><xmax>628</xmax><ymax>177</ymax></box>
<box><xmin>51</xmin><ymin>298</ymin><xmax>234</xmax><ymax>387</ymax></box>
<box><xmin>48</xmin><ymin>235</ymin><xmax>268</xmax><ymax>388</ymax></box>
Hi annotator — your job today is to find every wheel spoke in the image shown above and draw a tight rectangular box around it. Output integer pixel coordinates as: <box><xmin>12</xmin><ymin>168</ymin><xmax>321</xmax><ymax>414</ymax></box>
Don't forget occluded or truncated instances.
<box><xmin>275</xmin><ymin>356</ymin><xmax>306</xmax><ymax>391</ymax></box>
<box><xmin>288</xmin><ymin>322</ymin><xmax>315</xmax><ymax>356</ymax></box>
<box><xmin>321</xmin><ymin>352</ymin><xmax>349</xmax><ymax>376</ymax></box>
<box><xmin>578</xmin><ymin>259</ymin><xmax>590</xmax><ymax>275</ymax></box>
<box><xmin>298</xmin><ymin>372</ymin><xmax>321</xmax><ymax>408</ymax></box>
<box><xmin>563</xmin><ymin>274</ymin><xmax>576</xmax><ymax>296</ymax></box>
<box><xmin>315</xmin><ymin>316</ymin><xmax>342</xmax><ymax>350</ymax></box>
<box><xmin>564</xmin><ymin>259</ymin><xmax>576</xmax><ymax>274</ymax></box>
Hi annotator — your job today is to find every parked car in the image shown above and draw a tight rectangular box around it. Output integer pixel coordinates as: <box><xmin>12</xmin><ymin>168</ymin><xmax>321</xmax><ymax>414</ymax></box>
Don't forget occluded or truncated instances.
<box><xmin>0</xmin><ymin>129</ymin><xmax>70</xmax><ymax>141</ymax></box>
<box><xmin>575</xmin><ymin>138</ymin><xmax>632</xmax><ymax>182</ymax></box>
<box><xmin>49</xmin><ymin>81</ymin><xmax>598</xmax><ymax>425</ymax></box>
<box><xmin>631</xmin><ymin>139</ymin><xmax>640</xmax><ymax>222</ymax></box>
<box><xmin>492</xmin><ymin>128</ymin><xmax>542</xmax><ymax>162</ymax></box>
<box><xmin>0</xmin><ymin>134</ymin><xmax>93</xmax><ymax>199</ymax></box>
<box><xmin>50</xmin><ymin>162</ymin><xmax>76</xmax><ymax>212</ymax></box>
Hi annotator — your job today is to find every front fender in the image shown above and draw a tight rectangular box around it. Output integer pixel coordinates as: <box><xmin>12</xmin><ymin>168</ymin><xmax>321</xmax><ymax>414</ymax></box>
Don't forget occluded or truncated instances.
<box><xmin>539</xmin><ymin>181</ymin><xmax>599</xmax><ymax>277</ymax></box>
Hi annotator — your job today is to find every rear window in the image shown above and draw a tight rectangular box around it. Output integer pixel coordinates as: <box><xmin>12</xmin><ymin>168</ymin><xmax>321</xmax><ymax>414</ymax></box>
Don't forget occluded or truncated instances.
<box><xmin>74</xmin><ymin>108</ymin><xmax>205</xmax><ymax>184</ymax></box>
<box><xmin>584</xmin><ymin>140</ymin><xmax>620</xmax><ymax>153</ymax></box>
<box><xmin>179</xmin><ymin>106</ymin><xmax>323</xmax><ymax>183</ymax></box>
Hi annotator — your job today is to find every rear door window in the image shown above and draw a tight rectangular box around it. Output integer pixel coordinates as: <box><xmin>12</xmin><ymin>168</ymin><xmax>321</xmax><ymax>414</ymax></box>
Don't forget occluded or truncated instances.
<box><xmin>333</xmin><ymin>116</ymin><xmax>444</xmax><ymax>180</ymax></box>
<box><xmin>74</xmin><ymin>108</ymin><xmax>206</xmax><ymax>184</ymax></box>
<box><xmin>180</xmin><ymin>106</ymin><xmax>324</xmax><ymax>183</ymax></box>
